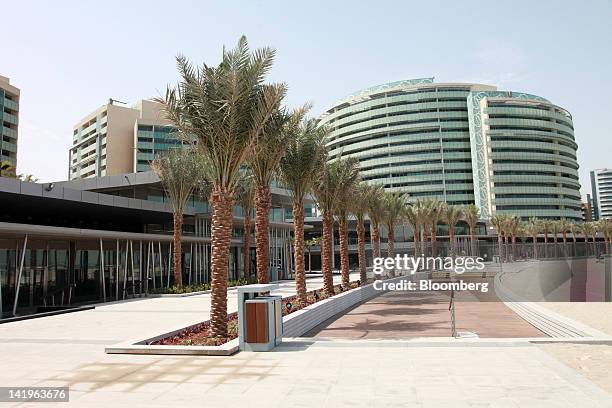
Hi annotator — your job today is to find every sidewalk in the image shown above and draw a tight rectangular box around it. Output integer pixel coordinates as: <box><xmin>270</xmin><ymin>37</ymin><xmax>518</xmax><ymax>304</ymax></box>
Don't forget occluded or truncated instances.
<box><xmin>0</xmin><ymin>274</ymin><xmax>356</xmax><ymax>399</ymax></box>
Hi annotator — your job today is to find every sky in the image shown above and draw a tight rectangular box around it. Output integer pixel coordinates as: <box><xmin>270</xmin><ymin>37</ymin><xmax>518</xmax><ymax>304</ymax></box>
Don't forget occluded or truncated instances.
<box><xmin>3</xmin><ymin>0</ymin><xmax>611</xmax><ymax>197</ymax></box>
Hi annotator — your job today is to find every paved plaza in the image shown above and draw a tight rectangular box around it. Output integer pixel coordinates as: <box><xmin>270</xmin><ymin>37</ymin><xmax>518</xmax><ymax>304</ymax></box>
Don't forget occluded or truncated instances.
<box><xmin>1</xmin><ymin>272</ymin><xmax>611</xmax><ymax>407</ymax></box>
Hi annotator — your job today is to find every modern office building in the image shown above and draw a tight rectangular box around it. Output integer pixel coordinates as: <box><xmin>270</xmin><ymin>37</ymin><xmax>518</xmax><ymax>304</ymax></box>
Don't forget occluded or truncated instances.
<box><xmin>320</xmin><ymin>78</ymin><xmax>582</xmax><ymax>220</ymax></box>
<box><xmin>69</xmin><ymin>99</ymin><xmax>183</xmax><ymax>180</ymax></box>
<box><xmin>590</xmin><ymin>168</ymin><xmax>612</xmax><ymax>220</ymax></box>
<box><xmin>0</xmin><ymin>76</ymin><xmax>20</xmax><ymax>168</ymax></box>
<box><xmin>0</xmin><ymin>172</ymin><xmax>295</xmax><ymax>317</ymax></box>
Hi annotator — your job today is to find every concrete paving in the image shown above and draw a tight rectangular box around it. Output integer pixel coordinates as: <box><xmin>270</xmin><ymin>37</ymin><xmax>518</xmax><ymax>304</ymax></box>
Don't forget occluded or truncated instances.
<box><xmin>1</xmin><ymin>271</ymin><xmax>611</xmax><ymax>407</ymax></box>
<box><xmin>3</xmin><ymin>339</ymin><xmax>612</xmax><ymax>407</ymax></box>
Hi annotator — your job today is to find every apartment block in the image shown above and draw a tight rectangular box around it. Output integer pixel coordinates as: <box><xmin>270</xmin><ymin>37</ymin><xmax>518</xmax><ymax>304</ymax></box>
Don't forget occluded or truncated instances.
<box><xmin>590</xmin><ymin>168</ymin><xmax>612</xmax><ymax>220</ymax></box>
<box><xmin>69</xmin><ymin>99</ymin><xmax>180</xmax><ymax>180</ymax></box>
<box><xmin>0</xmin><ymin>76</ymin><xmax>20</xmax><ymax>168</ymax></box>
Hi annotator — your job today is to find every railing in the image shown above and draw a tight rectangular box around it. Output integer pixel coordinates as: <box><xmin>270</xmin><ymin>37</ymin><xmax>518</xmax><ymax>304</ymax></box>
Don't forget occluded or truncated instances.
<box><xmin>449</xmin><ymin>288</ymin><xmax>456</xmax><ymax>337</ymax></box>
<box><xmin>42</xmin><ymin>284</ymin><xmax>76</xmax><ymax>307</ymax></box>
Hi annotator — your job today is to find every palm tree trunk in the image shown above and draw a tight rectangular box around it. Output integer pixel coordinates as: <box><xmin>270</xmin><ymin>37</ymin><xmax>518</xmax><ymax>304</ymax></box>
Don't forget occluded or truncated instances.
<box><xmin>255</xmin><ymin>186</ymin><xmax>271</xmax><ymax>283</ymax></box>
<box><xmin>387</xmin><ymin>224</ymin><xmax>395</xmax><ymax>257</ymax></box>
<box><xmin>431</xmin><ymin>224</ymin><xmax>437</xmax><ymax>257</ymax></box>
<box><xmin>553</xmin><ymin>236</ymin><xmax>558</xmax><ymax>258</ymax></box>
<box><xmin>572</xmin><ymin>232</ymin><xmax>577</xmax><ymax>257</ymax></box>
<box><xmin>387</xmin><ymin>223</ymin><xmax>395</xmax><ymax>277</ymax></box>
<box><xmin>533</xmin><ymin>235</ymin><xmax>538</xmax><ymax>259</ymax></box>
<box><xmin>512</xmin><ymin>235</ymin><xmax>516</xmax><ymax>261</ymax></box>
<box><xmin>243</xmin><ymin>215</ymin><xmax>251</xmax><ymax>280</ymax></box>
<box><xmin>322</xmin><ymin>212</ymin><xmax>334</xmax><ymax>296</ymax></box>
<box><xmin>292</xmin><ymin>199</ymin><xmax>307</xmax><ymax>306</ymax></box>
<box><xmin>339</xmin><ymin>216</ymin><xmax>350</xmax><ymax>289</ymax></box>
<box><xmin>470</xmin><ymin>225</ymin><xmax>476</xmax><ymax>257</ymax></box>
<box><xmin>357</xmin><ymin>219</ymin><xmax>367</xmax><ymax>284</ymax></box>
<box><xmin>422</xmin><ymin>226</ymin><xmax>429</xmax><ymax>258</ymax></box>
<box><xmin>585</xmin><ymin>236</ymin><xmax>590</xmax><ymax>256</ymax></box>
<box><xmin>498</xmin><ymin>235</ymin><xmax>504</xmax><ymax>263</ymax></box>
<box><xmin>562</xmin><ymin>233</ymin><xmax>568</xmax><ymax>257</ymax></box>
<box><xmin>592</xmin><ymin>234</ymin><xmax>597</xmax><ymax>256</ymax></box>
<box><xmin>371</xmin><ymin>222</ymin><xmax>381</xmax><ymax>260</ymax></box>
<box><xmin>449</xmin><ymin>227</ymin><xmax>456</xmax><ymax>258</ymax></box>
<box><xmin>544</xmin><ymin>230</ymin><xmax>549</xmax><ymax>258</ymax></box>
<box><xmin>171</xmin><ymin>212</ymin><xmax>183</xmax><ymax>287</ymax></box>
<box><xmin>209</xmin><ymin>188</ymin><xmax>233</xmax><ymax>338</ymax></box>
<box><xmin>413</xmin><ymin>224</ymin><xmax>420</xmax><ymax>258</ymax></box>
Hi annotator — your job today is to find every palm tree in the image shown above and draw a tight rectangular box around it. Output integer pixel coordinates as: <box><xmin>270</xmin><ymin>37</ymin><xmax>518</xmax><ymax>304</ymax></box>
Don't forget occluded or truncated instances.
<box><xmin>332</xmin><ymin>158</ymin><xmax>360</xmax><ymax>289</ymax></box>
<box><xmin>558</xmin><ymin>218</ymin><xmax>569</xmax><ymax>257</ymax></box>
<box><xmin>305</xmin><ymin>237</ymin><xmax>321</xmax><ymax>273</ymax></box>
<box><xmin>381</xmin><ymin>192</ymin><xmax>406</xmax><ymax>275</ymax></box>
<box><xmin>516</xmin><ymin>223</ymin><xmax>527</xmax><ymax>260</ymax></box>
<box><xmin>250</xmin><ymin>107</ymin><xmax>306</xmax><ymax>283</ymax></box>
<box><xmin>364</xmin><ymin>184</ymin><xmax>385</xmax><ymax>262</ymax></box>
<box><xmin>428</xmin><ymin>200</ymin><xmax>444</xmax><ymax>257</ymax></box>
<box><xmin>591</xmin><ymin>222</ymin><xmax>599</xmax><ymax>256</ymax></box>
<box><xmin>235</xmin><ymin>171</ymin><xmax>255</xmax><ymax>281</ymax></box>
<box><xmin>551</xmin><ymin>221</ymin><xmax>560</xmax><ymax>258</ymax></box>
<box><xmin>491</xmin><ymin>214</ymin><xmax>507</xmax><ymax>263</ymax></box>
<box><xmin>353</xmin><ymin>183</ymin><xmax>372</xmax><ymax>284</ymax></box>
<box><xmin>157</xmin><ymin>37</ymin><xmax>286</xmax><ymax>337</ymax></box>
<box><xmin>416</xmin><ymin>200</ymin><xmax>432</xmax><ymax>258</ymax></box>
<box><xmin>600</xmin><ymin>219</ymin><xmax>612</xmax><ymax>255</ymax></box>
<box><xmin>0</xmin><ymin>161</ymin><xmax>16</xmax><ymax>178</ymax></box>
<box><xmin>463</xmin><ymin>204</ymin><xmax>480</xmax><ymax>257</ymax></box>
<box><xmin>506</xmin><ymin>216</ymin><xmax>521</xmax><ymax>261</ymax></box>
<box><xmin>150</xmin><ymin>147</ymin><xmax>206</xmax><ymax>288</ymax></box>
<box><xmin>444</xmin><ymin>205</ymin><xmax>463</xmax><ymax>258</ymax></box>
<box><xmin>313</xmin><ymin>160</ymin><xmax>346</xmax><ymax>295</ymax></box>
<box><xmin>542</xmin><ymin>220</ymin><xmax>551</xmax><ymax>258</ymax></box>
<box><xmin>525</xmin><ymin>217</ymin><xmax>541</xmax><ymax>259</ymax></box>
<box><xmin>568</xmin><ymin>221</ymin><xmax>578</xmax><ymax>257</ymax></box>
<box><xmin>403</xmin><ymin>204</ymin><xmax>420</xmax><ymax>257</ymax></box>
<box><xmin>581</xmin><ymin>222</ymin><xmax>595</xmax><ymax>257</ymax></box>
<box><xmin>280</xmin><ymin>119</ymin><xmax>327</xmax><ymax>303</ymax></box>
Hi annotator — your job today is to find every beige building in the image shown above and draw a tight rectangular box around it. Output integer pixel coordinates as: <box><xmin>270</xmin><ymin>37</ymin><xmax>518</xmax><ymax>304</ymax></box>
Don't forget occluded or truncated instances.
<box><xmin>69</xmin><ymin>99</ymin><xmax>175</xmax><ymax>180</ymax></box>
<box><xmin>1</xmin><ymin>76</ymin><xmax>20</xmax><ymax>169</ymax></box>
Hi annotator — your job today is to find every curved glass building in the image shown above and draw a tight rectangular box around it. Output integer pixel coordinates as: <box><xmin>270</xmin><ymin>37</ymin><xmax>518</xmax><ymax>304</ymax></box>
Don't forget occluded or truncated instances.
<box><xmin>320</xmin><ymin>78</ymin><xmax>582</xmax><ymax>220</ymax></box>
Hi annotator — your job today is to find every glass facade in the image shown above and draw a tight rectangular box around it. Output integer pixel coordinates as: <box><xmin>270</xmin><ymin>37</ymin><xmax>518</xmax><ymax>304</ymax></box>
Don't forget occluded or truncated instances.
<box><xmin>321</xmin><ymin>79</ymin><xmax>477</xmax><ymax>206</ymax></box>
<box><xmin>135</xmin><ymin>125</ymin><xmax>185</xmax><ymax>172</ymax></box>
<box><xmin>320</xmin><ymin>79</ymin><xmax>582</xmax><ymax>220</ymax></box>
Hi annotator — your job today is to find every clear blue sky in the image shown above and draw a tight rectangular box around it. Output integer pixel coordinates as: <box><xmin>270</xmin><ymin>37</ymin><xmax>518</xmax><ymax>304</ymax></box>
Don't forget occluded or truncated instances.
<box><xmin>4</xmin><ymin>0</ymin><xmax>611</xmax><ymax>197</ymax></box>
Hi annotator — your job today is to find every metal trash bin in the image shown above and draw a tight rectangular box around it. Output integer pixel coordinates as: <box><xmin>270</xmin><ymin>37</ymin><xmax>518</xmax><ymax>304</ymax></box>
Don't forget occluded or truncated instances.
<box><xmin>237</xmin><ymin>284</ymin><xmax>283</xmax><ymax>351</ymax></box>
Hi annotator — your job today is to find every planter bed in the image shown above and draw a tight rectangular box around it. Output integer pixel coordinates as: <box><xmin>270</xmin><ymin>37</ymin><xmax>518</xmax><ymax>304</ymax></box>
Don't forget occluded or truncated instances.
<box><xmin>105</xmin><ymin>275</ymin><xmax>407</xmax><ymax>356</ymax></box>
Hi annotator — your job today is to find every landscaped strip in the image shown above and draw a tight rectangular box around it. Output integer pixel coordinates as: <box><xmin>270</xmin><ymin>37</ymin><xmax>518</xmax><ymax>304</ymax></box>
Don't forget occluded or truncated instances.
<box><xmin>104</xmin><ymin>275</ymin><xmax>407</xmax><ymax>356</ymax></box>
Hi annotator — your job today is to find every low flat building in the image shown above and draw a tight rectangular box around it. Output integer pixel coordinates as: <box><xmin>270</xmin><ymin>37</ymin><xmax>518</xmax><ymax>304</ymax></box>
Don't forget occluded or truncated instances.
<box><xmin>0</xmin><ymin>172</ymin><xmax>295</xmax><ymax>318</ymax></box>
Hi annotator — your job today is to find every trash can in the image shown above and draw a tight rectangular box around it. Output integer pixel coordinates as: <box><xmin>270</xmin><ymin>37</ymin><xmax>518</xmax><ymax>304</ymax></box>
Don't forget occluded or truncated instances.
<box><xmin>237</xmin><ymin>284</ymin><xmax>283</xmax><ymax>351</ymax></box>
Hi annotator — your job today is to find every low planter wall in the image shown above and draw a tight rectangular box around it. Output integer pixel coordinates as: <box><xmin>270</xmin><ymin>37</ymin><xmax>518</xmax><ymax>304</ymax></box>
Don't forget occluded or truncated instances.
<box><xmin>105</xmin><ymin>275</ymin><xmax>409</xmax><ymax>356</ymax></box>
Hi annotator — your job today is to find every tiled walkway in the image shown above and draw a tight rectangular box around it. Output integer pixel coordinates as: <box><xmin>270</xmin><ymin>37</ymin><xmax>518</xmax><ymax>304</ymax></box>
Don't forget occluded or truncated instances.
<box><xmin>309</xmin><ymin>286</ymin><xmax>545</xmax><ymax>339</ymax></box>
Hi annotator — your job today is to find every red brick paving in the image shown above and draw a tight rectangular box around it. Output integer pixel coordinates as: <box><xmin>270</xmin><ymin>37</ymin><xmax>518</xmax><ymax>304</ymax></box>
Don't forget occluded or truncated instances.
<box><xmin>309</xmin><ymin>282</ymin><xmax>546</xmax><ymax>339</ymax></box>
